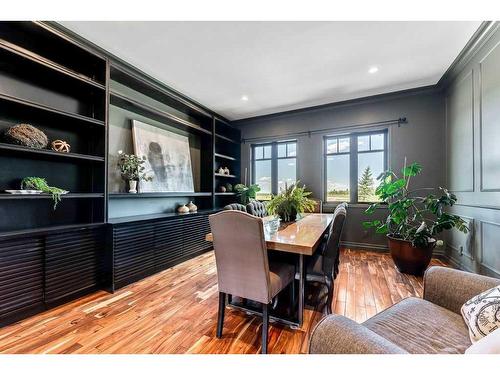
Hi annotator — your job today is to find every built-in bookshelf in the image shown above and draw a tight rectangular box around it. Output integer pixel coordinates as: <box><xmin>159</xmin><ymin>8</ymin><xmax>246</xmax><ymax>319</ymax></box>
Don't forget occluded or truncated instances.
<box><xmin>0</xmin><ymin>21</ymin><xmax>242</xmax><ymax>326</ymax></box>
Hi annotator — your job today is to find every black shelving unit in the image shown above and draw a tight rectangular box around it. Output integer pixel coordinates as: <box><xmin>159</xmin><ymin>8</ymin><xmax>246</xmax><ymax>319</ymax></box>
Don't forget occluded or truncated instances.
<box><xmin>0</xmin><ymin>21</ymin><xmax>243</xmax><ymax>327</ymax></box>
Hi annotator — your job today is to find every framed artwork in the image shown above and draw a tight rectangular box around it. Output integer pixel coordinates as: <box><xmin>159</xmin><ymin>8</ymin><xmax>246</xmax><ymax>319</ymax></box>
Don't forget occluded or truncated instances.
<box><xmin>131</xmin><ymin>120</ymin><xmax>194</xmax><ymax>192</ymax></box>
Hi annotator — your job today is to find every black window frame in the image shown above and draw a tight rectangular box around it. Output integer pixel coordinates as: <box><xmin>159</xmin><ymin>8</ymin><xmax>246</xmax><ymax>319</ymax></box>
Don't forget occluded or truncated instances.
<box><xmin>324</xmin><ymin>129</ymin><xmax>388</xmax><ymax>204</ymax></box>
<box><xmin>252</xmin><ymin>140</ymin><xmax>298</xmax><ymax>197</ymax></box>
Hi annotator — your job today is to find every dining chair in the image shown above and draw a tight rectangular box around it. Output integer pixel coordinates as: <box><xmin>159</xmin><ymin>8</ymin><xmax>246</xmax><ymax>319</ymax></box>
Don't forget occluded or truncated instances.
<box><xmin>246</xmin><ymin>200</ymin><xmax>267</xmax><ymax>217</ymax></box>
<box><xmin>223</xmin><ymin>203</ymin><xmax>247</xmax><ymax>212</ymax></box>
<box><xmin>302</xmin><ymin>206</ymin><xmax>347</xmax><ymax>314</ymax></box>
<box><xmin>209</xmin><ymin>210</ymin><xmax>295</xmax><ymax>354</ymax></box>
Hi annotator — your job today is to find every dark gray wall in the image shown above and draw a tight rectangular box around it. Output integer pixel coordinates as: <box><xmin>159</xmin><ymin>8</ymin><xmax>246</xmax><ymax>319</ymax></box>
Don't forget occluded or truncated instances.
<box><xmin>236</xmin><ymin>89</ymin><xmax>446</xmax><ymax>250</ymax></box>
<box><xmin>444</xmin><ymin>23</ymin><xmax>500</xmax><ymax>278</ymax></box>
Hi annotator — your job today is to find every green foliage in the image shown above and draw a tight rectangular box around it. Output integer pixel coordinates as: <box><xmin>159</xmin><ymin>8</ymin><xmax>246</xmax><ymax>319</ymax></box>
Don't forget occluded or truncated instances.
<box><xmin>363</xmin><ymin>160</ymin><xmax>468</xmax><ymax>247</ymax></box>
<box><xmin>266</xmin><ymin>181</ymin><xmax>316</xmax><ymax>222</ymax></box>
<box><xmin>21</xmin><ymin>177</ymin><xmax>66</xmax><ymax>210</ymax></box>
<box><xmin>117</xmin><ymin>151</ymin><xmax>153</xmax><ymax>182</ymax></box>
<box><xmin>358</xmin><ymin>166</ymin><xmax>375</xmax><ymax>201</ymax></box>
<box><xmin>234</xmin><ymin>183</ymin><xmax>261</xmax><ymax>205</ymax></box>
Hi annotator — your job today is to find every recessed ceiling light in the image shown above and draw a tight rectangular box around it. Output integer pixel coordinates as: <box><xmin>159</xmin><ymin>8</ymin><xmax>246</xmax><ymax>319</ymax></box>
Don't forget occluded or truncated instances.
<box><xmin>241</xmin><ymin>95</ymin><xmax>249</xmax><ymax>101</ymax></box>
<box><xmin>368</xmin><ymin>66</ymin><xmax>379</xmax><ymax>74</ymax></box>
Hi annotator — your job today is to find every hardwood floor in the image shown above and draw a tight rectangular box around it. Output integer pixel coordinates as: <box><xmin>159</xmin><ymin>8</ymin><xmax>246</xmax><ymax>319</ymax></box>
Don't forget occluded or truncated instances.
<box><xmin>0</xmin><ymin>249</ymin><xmax>447</xmax><ymax>354</ymax></box>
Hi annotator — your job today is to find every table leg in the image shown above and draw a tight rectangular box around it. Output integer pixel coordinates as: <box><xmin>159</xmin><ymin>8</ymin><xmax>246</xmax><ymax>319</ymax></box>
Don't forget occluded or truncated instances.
<box><xmin>298</xmin><ymin>254</ymin><xmax>305</xmax><ymax>326</ymax></box>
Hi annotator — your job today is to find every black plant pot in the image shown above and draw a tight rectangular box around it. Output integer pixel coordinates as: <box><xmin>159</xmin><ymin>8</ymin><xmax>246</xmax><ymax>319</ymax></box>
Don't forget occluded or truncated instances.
<box><xmin>279</xmin><ymin>209</ymin><xmax>297</xmax><ymax>222</ymax></box>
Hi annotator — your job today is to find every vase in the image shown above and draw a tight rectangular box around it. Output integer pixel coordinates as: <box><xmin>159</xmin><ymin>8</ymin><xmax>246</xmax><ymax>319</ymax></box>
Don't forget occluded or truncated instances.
<box><xmin>128</xmin><ymin>180</ymin><xmax>138</xmax><ymax>193</ymax></box>
<box><xmin>177</xmin><ymin>204</ymin><xmax>190</xmax><ymax>214</ymax></box>
<box><xmin>187</xmin><ymin>201</ymin><xmax>198</xmax><ymax>212</ymax></box>
<box><xmin>387</xmin><ymin>236</ymin><xmax>436</xmax><ymax>276</ymax></box>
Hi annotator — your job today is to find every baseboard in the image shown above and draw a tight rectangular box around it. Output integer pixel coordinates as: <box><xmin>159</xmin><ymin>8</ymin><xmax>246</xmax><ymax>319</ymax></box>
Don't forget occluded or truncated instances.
<box><xmin>340</xmin><ymin>241</ymin><xmax>388</xmax><ymax>252</ymax></box>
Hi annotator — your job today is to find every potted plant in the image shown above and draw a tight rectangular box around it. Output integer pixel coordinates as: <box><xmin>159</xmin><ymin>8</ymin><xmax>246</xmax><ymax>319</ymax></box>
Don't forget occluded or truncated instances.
<box><xmin>21</xmin><ymin>177</ymin><xmax>66</xmax><ymax>209</ymax></box>
<box><xmin>363</xmin><ymin>160</ymin><xmax>468</xmax><ymax>275</ymax></box>
<box><xmin>234</xmin><ymin>183</ymin><xmax>261</xmax><ymax>204</ymax></box>
<box><xmin>267</xmin><ymin>182</ymin><xmax>316</xmax><ymax>222</ymax></box>
<box><xmin>117</xmin><ymin>150</ymin><xmax>153</xmax><ymax>193</ymax></box>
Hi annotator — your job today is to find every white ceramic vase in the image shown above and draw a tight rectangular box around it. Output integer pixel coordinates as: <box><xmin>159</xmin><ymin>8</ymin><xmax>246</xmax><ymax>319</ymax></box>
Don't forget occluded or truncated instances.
<box><xmin>128</xmin><ymin>180</ymin><xmax>138</xmax><ymax>193</ymax></box>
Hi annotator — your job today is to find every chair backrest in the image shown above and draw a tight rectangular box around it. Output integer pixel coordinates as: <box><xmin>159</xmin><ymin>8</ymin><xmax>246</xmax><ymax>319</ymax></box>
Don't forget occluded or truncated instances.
<box><xmin>223</xmin><ymin>203</ymin><xmax>247</xmax><ymax>212</ymax></box>
<box><xmin>246</xmin><ymin>200</ymin><xmax>267</xmax><ymax>217</ymax></box>
<box><xmin>209</xmin><ymin>210</ymin><xmax>272</xmax><ymax>304</ymax></box>
<box><xmin>322</xmin><ymin>206</ymin><xmax>347</xmax><ymax>279</ymax></box>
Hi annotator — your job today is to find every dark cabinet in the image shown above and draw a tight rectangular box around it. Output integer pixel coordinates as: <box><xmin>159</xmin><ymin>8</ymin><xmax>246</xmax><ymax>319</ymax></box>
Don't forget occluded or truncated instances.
<box><xmin>45</xmin><ymin>227</ymin><xmax>105</xmax><ymax>304</ymax></box>
<box><xmin>111</xmin><ymin>212</ymin><xmax>214</xmax><ymax>290</ymax></box>
<box><xmin>0</xmin><ymin>236</ymin><xmax>44</xmax><ymax>324</ymax></box>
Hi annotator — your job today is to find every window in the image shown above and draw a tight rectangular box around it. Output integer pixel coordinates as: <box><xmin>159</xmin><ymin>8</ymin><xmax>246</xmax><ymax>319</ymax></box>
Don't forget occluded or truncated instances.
<box><xmin>325</xmin><ymin>130</ymin><xmax>387</xmax><ymax>203</ymax></box>
<box><xmin>252</xmin><ymin>140</ymin><xmax>297</xmax><ymax>200</ymax></box>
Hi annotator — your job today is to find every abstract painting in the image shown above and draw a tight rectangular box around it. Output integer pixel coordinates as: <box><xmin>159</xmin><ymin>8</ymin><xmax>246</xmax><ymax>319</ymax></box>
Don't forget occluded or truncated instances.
<box><xmin>131</xmin><ymin>120</ymin><xmax>194</xmax><ymax>192</ymax></box>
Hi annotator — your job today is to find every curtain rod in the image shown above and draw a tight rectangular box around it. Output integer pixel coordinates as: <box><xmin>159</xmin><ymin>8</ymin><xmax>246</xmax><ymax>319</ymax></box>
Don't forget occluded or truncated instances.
<box><xmin>241</xmin><ymin>117</ymin><xmax>407</xmax><ymax>143</ymax></box>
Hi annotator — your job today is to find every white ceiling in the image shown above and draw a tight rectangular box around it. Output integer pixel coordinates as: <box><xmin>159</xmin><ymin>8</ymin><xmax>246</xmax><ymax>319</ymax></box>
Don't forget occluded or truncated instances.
<box><xmin>62</xmin><ymin>21</ymin><xmax>481</xmax><ymax>120</ymax></box>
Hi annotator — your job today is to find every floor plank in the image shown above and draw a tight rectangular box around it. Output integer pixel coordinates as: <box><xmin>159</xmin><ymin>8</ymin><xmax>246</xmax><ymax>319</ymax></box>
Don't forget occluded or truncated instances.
<box><xmin>0</xmin><ymin>249</ymin><xmax>447</xmax><ymax>354</ymax></box>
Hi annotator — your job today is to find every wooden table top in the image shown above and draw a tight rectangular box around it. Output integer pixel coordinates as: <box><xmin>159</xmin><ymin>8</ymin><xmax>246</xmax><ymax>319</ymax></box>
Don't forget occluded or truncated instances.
<box><xmin>205</xmin><ymin>213</ymin><xmax>333</xmax><ymax>256</ymax></box>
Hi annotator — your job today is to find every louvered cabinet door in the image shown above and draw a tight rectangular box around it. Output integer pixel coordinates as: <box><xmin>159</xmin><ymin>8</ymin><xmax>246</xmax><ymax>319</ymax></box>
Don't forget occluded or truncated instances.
<box><xmin>45</xmin><ymin>227</ymin><xmax>105</xmax><ymax>304</ymax></box>
<box><xmin>113</xmin><ymin>222</ymin><xmax>155</xmax><ymax>289</ymax></box>
<box><xmin>182</xmin><ymin>214</ymin><xmax>212</xmax><ymax>258</ymax></box>
<box><xmin>154</xmin><ymin>218</ymin><xmax>184</xmax><ymax>272</ymax></box>
<box><xmin>0</xmin><ymin>236</ymin><xmax>44</xmax><ymax>323</ymax></box>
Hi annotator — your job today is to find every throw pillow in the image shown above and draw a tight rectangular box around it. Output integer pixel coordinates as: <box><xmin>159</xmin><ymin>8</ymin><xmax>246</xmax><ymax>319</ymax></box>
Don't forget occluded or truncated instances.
<box><xmin>461</xmin><ymin>285</ymin><xmax>500</xmax><ymax>343</ymax></box>
<box><xmin>465</xmin><ymin>327</ymin><xmax>500</xmax><ymax>354</ymax></box>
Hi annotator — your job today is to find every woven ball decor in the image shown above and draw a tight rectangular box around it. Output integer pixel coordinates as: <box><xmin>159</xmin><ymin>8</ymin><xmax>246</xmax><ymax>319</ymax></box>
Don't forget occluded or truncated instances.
<box><xmin>3</xmin><ymin>124</ymin><xmax>48</xmax><ymax>149</ymax></box>
<box><xmin>51</xmin><ymin>140</ymin><xmax>71</xmax><ymax>153</ymax></box>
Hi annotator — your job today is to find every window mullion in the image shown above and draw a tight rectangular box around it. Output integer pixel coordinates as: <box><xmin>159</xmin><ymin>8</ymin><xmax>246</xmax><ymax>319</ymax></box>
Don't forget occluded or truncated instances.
<box><xmin>271</xmin><ymin>142</ymin><xmax>278</xmax><ymax>195</ymax></box>
<box><xmin>350</xmin><ymin>135</ymin><xmax>358</xmax><ymax>203</ymax></box>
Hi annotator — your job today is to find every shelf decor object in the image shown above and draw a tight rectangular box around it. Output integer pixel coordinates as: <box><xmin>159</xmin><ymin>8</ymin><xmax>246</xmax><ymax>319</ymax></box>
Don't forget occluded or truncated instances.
<box><xmin>3</xmin><ymin>123</ymin><xmax>48</xmax><ymax>149</ymax></box>
<box><xmin>20</xmin><ymin>177</ymin><xmax>68</xmax><ymax>209</ymax></box>
<box><xmin>132</xmin><ymin>119</ymin><xmax>194</xmax><ymax>193</ymax></box>
<box><xmin>177</xmin><ymin>204</ymin><xmax>190</xmax><ymax>213</ymax></box>
<box><xmin>50</xmin><ymin>139</ymin><xmax>70</xmax><ymax>153</ymax></box>
<box><xmin>5</xmin><ymin>189</ymin><xmax>42</xmax><ymax>194</ymax></box>
<box><xmin>187</xmin><ymin>201</ymin><xmax>198</xmax><ymax>212</ymax></box>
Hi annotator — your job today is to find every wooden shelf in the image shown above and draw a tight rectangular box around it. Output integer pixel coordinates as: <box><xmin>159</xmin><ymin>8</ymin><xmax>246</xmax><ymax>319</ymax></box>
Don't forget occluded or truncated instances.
<box><xmin>215</xmin><ymin>133</ymin><xmax>239</xmax><ymax>144</ymax></box>
<box><xmin>109</xmin><ymin>192</ymin><xmax>212</xmax><ymax>199</ymax></box>
<box><xmin>215</xmin><ymin>192</ymin><xmax>236</xmax><ymax>196</ymax></box>
<box><xmin>110</xmin><ymin>91</ymin><xmax>212</xmax><ymax>136</ymax></box>
<box><xmin>0</xmin><ymin>193</ymin><xmax>104</xmax><ymax>200</ymax></box>
<box><xmin>0</xmin><ymin>39</ymin><xmax>106</xmax><ymax>90</ymax></box>
<box><xmin>0</xmin><ymin>143</ymin><xmax>105</xmax><ymax>162</ymax></box>
<box><xmin>215</xmin><ymin>153</ymin><xmax>237</xmax><ymax>161</ymax></box>
<box><xmin>0</xmin><ymin>93</ymin><xmax>105</xmax><ymax>127</ymax></box>
<box><xmin>215</xmin><ymin>173</ymin><xmax>237</xmax><ymax>178</ymax></box>
<box><xmin>108</xmin><ymin>208</ymin><xmax>219</xmax><ymax>225</ymax></box>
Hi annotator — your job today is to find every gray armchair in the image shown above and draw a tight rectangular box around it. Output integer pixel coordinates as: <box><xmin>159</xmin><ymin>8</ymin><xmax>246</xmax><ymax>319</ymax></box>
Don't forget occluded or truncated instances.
<box><xmin>309</xmin><ymin>266</ymin><xmax>500</xmax><ymax>354</ymax></box>
<box><xmin>246</xmin><ymin>200</ymin><xmax>267</xmax><ymax>217</ymax></box>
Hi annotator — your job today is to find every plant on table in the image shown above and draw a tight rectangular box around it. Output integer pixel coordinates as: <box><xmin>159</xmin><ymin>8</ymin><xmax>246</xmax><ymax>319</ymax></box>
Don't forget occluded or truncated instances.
<box><xmin>21</xmin><ymin>177</ymin><xmax>66</xmax><ymax>209</ymax></box>
<box><xmin>266</xmin><ymin>181</ymin><xmax>316</xmax><ymax>222</ymax></box>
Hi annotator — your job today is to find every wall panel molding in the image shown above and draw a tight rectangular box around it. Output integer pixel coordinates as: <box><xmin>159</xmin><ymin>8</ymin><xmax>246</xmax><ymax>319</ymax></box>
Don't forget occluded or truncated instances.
<box><xmin>479</xmin><ymin>220</ymin><xmax>500</xmax><ymax>275</ymax></box>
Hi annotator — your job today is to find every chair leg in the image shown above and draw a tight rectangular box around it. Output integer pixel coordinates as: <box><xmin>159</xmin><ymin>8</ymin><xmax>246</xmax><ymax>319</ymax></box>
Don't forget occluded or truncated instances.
<box><xmin>261</xmin><ymin>303</ymin><xmax>269</xmax><ymax>354</ymax></box>
<box><xmin>325</xmin><ymin>277</ymin><xmax>334</xmax><ymax>315</ymax></box>
<box><xmin>290</xmin><ymin>280</ymin><xmax>296</xmax><ymax>312</ymax></box>
<box><xmin>216</xmin><ymin>292</ymin><xmax>226</xmax><ymax>338</ymax></box>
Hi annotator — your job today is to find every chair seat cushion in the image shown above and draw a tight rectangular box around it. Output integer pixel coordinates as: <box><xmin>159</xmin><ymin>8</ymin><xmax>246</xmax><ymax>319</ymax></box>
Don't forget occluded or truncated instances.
<box><xmin>363</xmin><ymin>297</ymin><xmax>471</xmax><ymax>354</ymax></box>
<box><xmin>269</xmin><ymin>261</ymin><xmax>295</xmax><ymax>299</ymax></box>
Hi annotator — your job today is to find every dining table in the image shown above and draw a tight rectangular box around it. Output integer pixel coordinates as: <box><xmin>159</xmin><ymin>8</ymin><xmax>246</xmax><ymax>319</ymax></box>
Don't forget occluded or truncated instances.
<box><xmin>205</xmin><ymin>213</ymin><xmax>334</xmax><ymax>328</ymax></box>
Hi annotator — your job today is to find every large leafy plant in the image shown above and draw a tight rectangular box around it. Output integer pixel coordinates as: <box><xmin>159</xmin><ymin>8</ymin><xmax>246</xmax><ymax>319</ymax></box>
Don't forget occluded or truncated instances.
<box><xmin>267</xmin><ymin>182</ymin><xmax>316</xmax><ymax>222</ymax></box>
<box><xmin>234</xmin><ymin>183</ymin><xmax>261</xmax><ymax>205</ymax></box>
<box><xmin>363</xmin><ymin>161</ymin><xmax>468</xmax><ymax>247</ymax></box>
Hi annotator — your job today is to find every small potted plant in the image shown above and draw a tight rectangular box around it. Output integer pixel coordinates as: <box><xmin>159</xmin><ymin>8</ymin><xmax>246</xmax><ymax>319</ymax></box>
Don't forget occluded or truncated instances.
<box><xmin>267</xmin><ymin>182</ymin><xmax>316</xmax><ymax>222</ymax></box>
<box><xmin>234</xmin><ymin>183</ymin><xmax>261</xmax><ymax>205</ymax></box>
<box><xmin>363</xmin><ymin>160</ymin><xmax>468</xmax><ymax>275</ymax></box>
<box><xmin>117</xmin><ymin>150</ymin><xmax>153</xmax><ymax>193</ymax></box>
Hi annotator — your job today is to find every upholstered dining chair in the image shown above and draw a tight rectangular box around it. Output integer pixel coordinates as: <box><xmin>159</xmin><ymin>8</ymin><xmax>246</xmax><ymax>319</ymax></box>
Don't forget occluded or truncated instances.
<box><xmin>209</xmin><ymin>210</ymin><xmax>295</xmax><ymax>354</ymax></box>
<box><xmin>223</xmin><ymin>203</ymin><xmax>247</xmax><ymax>212</ymax></box>
<box><xmin>246</xmin><ymin>200</ymin><xmax>267</xmax><ymax>217</ymax></box>
<box><xmin>302</xmin><ymin>205</ymin><xmax>347</xmax><ymax>314</ymax></box>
